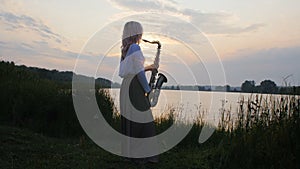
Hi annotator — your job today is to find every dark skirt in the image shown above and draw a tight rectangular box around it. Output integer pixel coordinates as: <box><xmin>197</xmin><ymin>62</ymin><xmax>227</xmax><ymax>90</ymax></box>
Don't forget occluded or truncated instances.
<box><xmin>120</xmin><ymin>75</ymin><xmax>158</xmax><ymax>163</ymax></box>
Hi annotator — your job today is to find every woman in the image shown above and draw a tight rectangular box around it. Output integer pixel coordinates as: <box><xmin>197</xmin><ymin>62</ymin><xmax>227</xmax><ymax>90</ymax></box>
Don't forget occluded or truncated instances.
<box><xmin>119</xmin><ymin>21</ymin><xmax>158</xmax><ymax>164</ymax></box>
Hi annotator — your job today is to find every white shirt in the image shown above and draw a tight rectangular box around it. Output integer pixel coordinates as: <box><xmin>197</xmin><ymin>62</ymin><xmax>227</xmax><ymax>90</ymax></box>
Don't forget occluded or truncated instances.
<box><xmin>119</xmin><ymin>44</ymin><xmax>145</xmax><ymax>78</ymax></box>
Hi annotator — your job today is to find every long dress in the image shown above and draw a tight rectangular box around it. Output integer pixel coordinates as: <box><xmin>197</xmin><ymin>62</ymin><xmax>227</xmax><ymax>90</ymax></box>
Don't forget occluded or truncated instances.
<box><xmin>119</xmin><ymin>44</ymin><xmax>158</xmax><ymax>163</ymax></box>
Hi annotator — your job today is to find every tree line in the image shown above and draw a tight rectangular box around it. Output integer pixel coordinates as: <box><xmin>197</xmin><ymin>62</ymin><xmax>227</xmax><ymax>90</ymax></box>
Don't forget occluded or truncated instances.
<box><xmin>241</xmin><ymin>80</ymin><xmax>300</xmax><ymax>94</ymax></box>
<box><xmin>163</xmin><ymin>80</ymin><xmax>300</xmax><ymax>95</ymax></box>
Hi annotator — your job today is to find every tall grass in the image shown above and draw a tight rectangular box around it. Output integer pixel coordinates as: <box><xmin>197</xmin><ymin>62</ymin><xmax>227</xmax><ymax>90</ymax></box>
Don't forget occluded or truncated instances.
<box><xmin>211</xmin><ymin>94</ymin><xmax>300</xmax><ymax>169</ymax></box>
<box><xmin>149</xmin><ymin>94</ymin><xmax>300</xmax><ymax>168</ymax></box>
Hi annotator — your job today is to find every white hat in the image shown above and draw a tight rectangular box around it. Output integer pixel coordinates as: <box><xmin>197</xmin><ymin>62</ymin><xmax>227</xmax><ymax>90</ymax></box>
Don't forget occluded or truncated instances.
<box><xmin>122</xmin><ymin>21</ymin><xmax>143</xmax><ymax>40</ymax></box>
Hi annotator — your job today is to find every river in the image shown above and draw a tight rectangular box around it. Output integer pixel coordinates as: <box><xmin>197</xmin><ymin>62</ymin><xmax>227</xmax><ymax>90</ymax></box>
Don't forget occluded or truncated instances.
<box><xmin>107</xmin><ymin>89</ymin><xmax>288</xmax><ymax>126</ymax></box>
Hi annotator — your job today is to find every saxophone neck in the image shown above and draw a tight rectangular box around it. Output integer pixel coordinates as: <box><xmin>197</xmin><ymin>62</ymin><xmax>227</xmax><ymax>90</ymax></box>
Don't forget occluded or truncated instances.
<box><xmin>154</xmin><ymin>48</ymin><xmax>160</xmax><ymax>68</ymax></box>
<box><xmin>142</xmin><ymin>39</ymin><xmax>161</xmax><ymax>49</ymax></box>
<box><xmin>157</xmin><ymin>42</ymin><xmax>161</xmax><ymax>49</ymax></box>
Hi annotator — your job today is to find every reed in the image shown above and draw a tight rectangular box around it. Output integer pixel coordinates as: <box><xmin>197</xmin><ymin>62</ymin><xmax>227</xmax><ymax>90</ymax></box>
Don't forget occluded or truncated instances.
<box><xmin>150</xmin><ymin>94</ymin><xmax>300</xmax><ymax>168</ymax></box>
<box><xmin>212</xmin><ymin>94</ymin><xmax>300</xmax><ymax>169</ymax></box>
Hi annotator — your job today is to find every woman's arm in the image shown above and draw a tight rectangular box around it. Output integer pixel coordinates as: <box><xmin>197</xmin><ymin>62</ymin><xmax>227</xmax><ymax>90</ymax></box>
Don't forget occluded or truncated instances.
<box><xmin>137</xmin><ymin>71</ymin><xmax>151</xmax><ymax>93</ymax></box>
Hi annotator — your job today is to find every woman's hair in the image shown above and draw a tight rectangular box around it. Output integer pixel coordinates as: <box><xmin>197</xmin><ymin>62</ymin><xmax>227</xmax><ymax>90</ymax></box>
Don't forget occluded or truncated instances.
<box><xmin>121</xmin><ymin>21</ymin><xmax>143</xmax><ymax>61</ymax></box>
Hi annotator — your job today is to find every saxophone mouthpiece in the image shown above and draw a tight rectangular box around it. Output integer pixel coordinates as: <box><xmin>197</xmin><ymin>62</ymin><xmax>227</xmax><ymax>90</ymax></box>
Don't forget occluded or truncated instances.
<box><xmin>143</xmin><ymin>39</ymin><xmax>161</xmax><ymax>49</ymax></box>
<box><xmin>142</xmin><ymin>39</ymin><xmax>150</xmax><ymax>43</ymax></box>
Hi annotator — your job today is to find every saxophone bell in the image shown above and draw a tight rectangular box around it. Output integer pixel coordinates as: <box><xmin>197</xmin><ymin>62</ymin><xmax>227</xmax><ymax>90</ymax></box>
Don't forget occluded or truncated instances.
<box><xmin>155</xmin><ymin>73</ymin><xmax>168</xmax><ymax>89</ymax></box>
<box><xmin>148</xmin><ymin>73</ymin><xmax>168</xmax><ymax>107</ymax></box>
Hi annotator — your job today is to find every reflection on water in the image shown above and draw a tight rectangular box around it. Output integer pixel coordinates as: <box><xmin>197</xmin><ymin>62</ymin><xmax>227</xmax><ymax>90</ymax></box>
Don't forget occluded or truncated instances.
<box><xmin>108</xmin><ymin>89</ymin><xmax>285</xmax><ymax>126</ymax></box>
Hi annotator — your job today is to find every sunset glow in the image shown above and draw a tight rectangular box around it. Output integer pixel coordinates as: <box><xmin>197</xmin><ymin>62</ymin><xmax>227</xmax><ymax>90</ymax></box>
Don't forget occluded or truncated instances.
<box><xmin>1</xmin><ymin>0</ymin><xmax>300</xmax><ymax>86</ymax></box>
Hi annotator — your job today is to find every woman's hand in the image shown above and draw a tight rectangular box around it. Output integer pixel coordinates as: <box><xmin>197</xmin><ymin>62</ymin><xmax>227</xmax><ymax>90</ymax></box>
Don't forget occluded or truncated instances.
<box><xmin>145</xmin><ymin>64</ymin><xmax>157</xmax><ymax>72</ymax></box>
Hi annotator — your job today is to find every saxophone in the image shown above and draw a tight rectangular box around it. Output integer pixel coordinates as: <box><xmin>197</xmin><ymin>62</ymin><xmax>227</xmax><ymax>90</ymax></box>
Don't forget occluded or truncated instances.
<box><xmin>143</xmin><ymin>39</ymin><xmax>168</xmax><ymax>107</ymax></box>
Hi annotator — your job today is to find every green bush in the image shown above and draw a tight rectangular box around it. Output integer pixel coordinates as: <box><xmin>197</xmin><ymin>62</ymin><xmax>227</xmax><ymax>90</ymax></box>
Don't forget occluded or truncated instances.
<box><xmin>0</xmin><ymin>61</ymin><xmax>116</xmax><ymax>138</ymax></box>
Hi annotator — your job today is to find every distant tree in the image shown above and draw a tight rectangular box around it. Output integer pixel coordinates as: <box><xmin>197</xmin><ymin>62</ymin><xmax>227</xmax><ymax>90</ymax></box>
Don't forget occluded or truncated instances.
<box><xmin>197</xmin><ymin>86</ymin><xmax>205</xmax><ymax>91</ymax></box>
<box><xmin>241</xmin><ymin>80</ymin><xmax>256</xmax><ymax>93</ymax></box>
<box><xmin>225</xmin><ymin>85</ymin><xmax>231</xmax><ymax>92</ymax></box>
<box><xmin>260</xmin><ymin>80</ymin><xmax>278</xmax><ymax>94</ymax></box>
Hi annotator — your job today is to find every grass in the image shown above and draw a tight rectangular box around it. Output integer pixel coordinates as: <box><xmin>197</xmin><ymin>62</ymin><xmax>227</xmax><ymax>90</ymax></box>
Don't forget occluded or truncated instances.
<box><xmin>1</xmin><ymin>93</ymin><xmax>299</xmax><ymax>169</ymax></box>
<box><xmin>0</xmin><ymin>125</ymin><xmax>217</xmax><ymax>169</ymax></box>
<box><xmin>212</xmin><ymin>94</ymin><xmax>300</xmax><ymax>169</ymax></box>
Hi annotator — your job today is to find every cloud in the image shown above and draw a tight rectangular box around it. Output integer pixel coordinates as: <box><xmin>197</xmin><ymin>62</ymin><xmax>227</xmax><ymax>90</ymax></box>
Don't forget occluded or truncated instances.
<box><xmin>108</xmin><ymin>0</ymin><xmax>263</xmax><ymax>34</ymax></box>
<box><xmin>0</xmin><ymin>40</ymin><xmax>116</xmax><ymax>79</ymax></box>
<box><xmin>0</xmin><ymin>0</ymin><xmax>23</xmax><ymax>13</ymax></box>
<box><xmin>0</xmin><ymin>41</ymin><xmax>75</xmax><ymax>61</ymax></box>
<box><xmin>109</xmin><ymin>0</ymin><xmax>179</xmax><ymax>12</ymax></box>
<box><xmin>0</xmin><ymin>11</ymin><xmax>65</xmax><ymax>44</ymax></box>
<box><xmin>182</xmin><ymin>9</ymin><xmax>264</xmax><ymax>34</ymax></box>
<box><xmin>222</xmin><ymin>46</ymin><xmax>300</xmax><ymax>86</ymax></box>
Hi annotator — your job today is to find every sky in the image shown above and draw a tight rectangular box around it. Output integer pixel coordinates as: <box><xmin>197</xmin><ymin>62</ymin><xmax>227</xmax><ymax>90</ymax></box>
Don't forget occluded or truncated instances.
<box><xmin>1</xmin><ymin>0</ymin><xmax>300</xmax><ymax>86</ymax></box>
